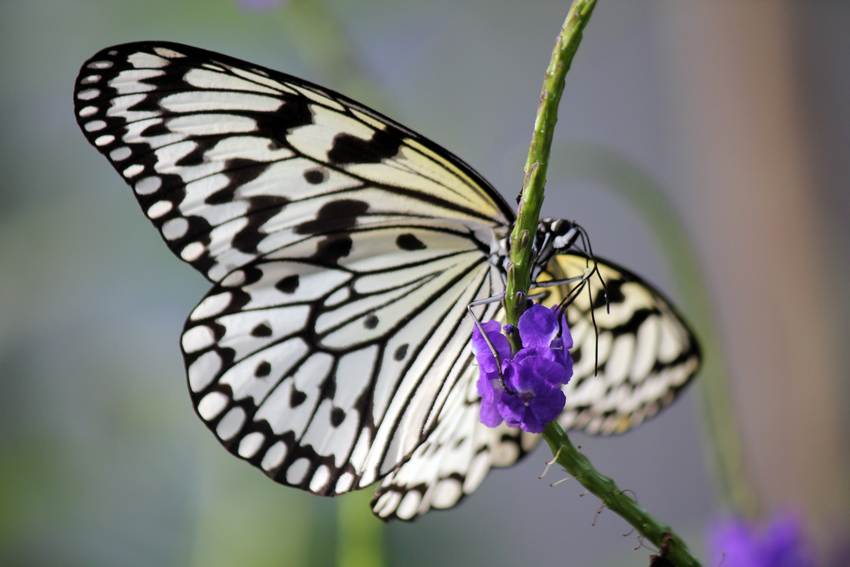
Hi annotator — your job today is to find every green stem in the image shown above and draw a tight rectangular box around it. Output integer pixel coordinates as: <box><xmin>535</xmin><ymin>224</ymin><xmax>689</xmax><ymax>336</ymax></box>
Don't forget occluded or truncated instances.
<box><xmin>509</xmin><ymin>4</ymin><xmax>703</xmax><ymax>565</ymax></box>
<box><xmin>504</xmin><ymin>0</ymin><xmax>598</xmax><ymax>339</ymax></box>
<box><xmin>542</xmin><ymin>423</ymin><xmax>702</xmax><ymax>567</ymax></box>
<box><xmin>337</xmin><ymin>490</ymin><xmax>384</xmax><ymax>567</ymax></box>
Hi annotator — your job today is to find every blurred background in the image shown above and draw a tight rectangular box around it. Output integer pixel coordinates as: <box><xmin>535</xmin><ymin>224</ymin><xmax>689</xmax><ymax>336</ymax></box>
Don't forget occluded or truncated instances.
<box><xmin>1</xmin><ymin>0</ymin><xmax>848</xmax><ymax>565</ymax></box>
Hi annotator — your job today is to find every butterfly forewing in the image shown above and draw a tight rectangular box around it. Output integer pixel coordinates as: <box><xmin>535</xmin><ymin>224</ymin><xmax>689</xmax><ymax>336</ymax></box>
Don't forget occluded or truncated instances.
<box><xmin>74</xmin><ymin>42</ymin><xmax>512</xmax><ymax>283</ymax></box>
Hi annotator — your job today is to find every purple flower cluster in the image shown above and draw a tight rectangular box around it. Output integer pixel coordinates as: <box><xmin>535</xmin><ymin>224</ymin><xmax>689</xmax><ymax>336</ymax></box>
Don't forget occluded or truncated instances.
<box><xmin>708</xmin><ymin>513</ymin><xmax>816</xmax><ymax>567</ymax></box>
<box><xmin>471</xmin><ymin>303</ymin><xmax>573</xmax><ymax>434</ymax></box>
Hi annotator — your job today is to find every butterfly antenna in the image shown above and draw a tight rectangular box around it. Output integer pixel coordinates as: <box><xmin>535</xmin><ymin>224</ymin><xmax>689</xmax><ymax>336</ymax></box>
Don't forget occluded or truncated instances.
<box><xmin>587</xmin><ymin>281</ymin><xmax>601</xmax><ymax>375</ymax></box>
<box><xmin>552</xmin><ymin>302</ymin><xmax>566</xmax><ymax>340</ymax></box>
<box><xmin>576</xmin><ymin>224</ymin><xmax>610</xmax><ymax>315</ymax></box>
<box><xmin>557</xmin><ymin>274</ymin><xmax>586</xmax><ymax>310</ymax></box>
<box><xmin>573</xmin><ymin>224</ymin><xmax>607</xmax><ymax>374</ymax></box>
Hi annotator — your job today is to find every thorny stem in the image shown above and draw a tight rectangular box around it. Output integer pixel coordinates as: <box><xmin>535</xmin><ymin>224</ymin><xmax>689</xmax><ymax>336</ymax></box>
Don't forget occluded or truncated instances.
<box><xmin>507</xmin><ymin>2</ymin><xmax>703</xmax><ymax>565</ymax></box>
<box><xmin>542</xmin><ymin>423</ymin><xmax>702</xmax><ymax>566</ymax></box>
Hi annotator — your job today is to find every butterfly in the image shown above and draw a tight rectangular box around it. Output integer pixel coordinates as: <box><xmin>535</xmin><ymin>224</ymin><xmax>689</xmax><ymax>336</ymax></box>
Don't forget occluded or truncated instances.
<box><xmin>74</xmin><ymin>42</ymin><xmax>701</xmax><ymax>521</ymax></box>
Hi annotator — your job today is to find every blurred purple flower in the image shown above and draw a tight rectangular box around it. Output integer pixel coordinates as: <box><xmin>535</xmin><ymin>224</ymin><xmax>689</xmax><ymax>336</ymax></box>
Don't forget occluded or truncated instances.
<box><xmin>708</xmin><ymin>512</ymin><xmax>817</xmax><ymax>567</ymax></box>
<box><xmin>471</xmin><ymin>303</ymin><xmax>572</xmax><ymax>433</ymax></box>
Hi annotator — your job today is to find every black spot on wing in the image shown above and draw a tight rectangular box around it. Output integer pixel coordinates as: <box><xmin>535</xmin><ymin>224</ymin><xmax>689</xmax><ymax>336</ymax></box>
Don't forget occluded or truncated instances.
<box><xmin>303</xmin><ymin>168</ymin><xmax>326</xmax><ymax>184</ymax></box>
<box><xmin>617</xmin><ymin>308</ymin><xmax>654</xmax><ymax>336</ymax></box>
<box><xmin>314</xmin><ymin>235</ymin><xmax>353</xmax><ymax>264</ymax></box>
<box><xmin>393</xmin><ymin>344</ymin><xmax>408</xmax><ymax>361</ymax></box>
<box><xmin>139</xmin><ymin>120</ymin><xmax>169</xmax><ymax>138</ymax></box>
<box><xmin>251</xmin><ymin>323</ymin><xmax>272</xmax><ymax>337</ymax></box>
<box><xmin>330</xmin><ymin>407</ymin><xmax>346</xmax><ymax>427</ymax></box>
<box><xmin>266</xmin><ymin>97</ymin><xmax>314</xmax><ymax>140</ymax></box>
<box><xmin>231</xmin><ymin>195</ymin><xmax>291</xmax><ymax>254</ymax></box>
<box><xmin>174</xmin><ymin>137</ymin><xmax>218</xmax><ymax>168</ymax></box>
<box><xmin>602</xmin><ymin>279</ymin><xmax>625</xmax><ymax>306</ymax></box>
<box><xmin>364</xmin><ymin>314</ymin><xmax>379</xmax><ymax>329</ymax></box>
<box><xmin>396</xmin><ymin>233</ymin><xmax>426</xmax><ymax>251</ymax></box>
<box><xmin>276</xmin><ymin>274</ymin><xmax>299</xmax><ymax>294</ymax></box>
<box><xmin>255</xmin><ymin>361</ymin><xmax>271</xmax><ymax>377</ymax></box>
<box><xmin>290</xmin><ymin>387</ymin><xmax>307</xmax><ymax>408</ymax></box>
<box><xmin>327</xmin><ymin>129</ymin><xmax>401</xmax><ymax>165</ymax></box>
<box><xmin>295</xmin><ymin>199</ymin><xmax>369</xmax><ymax>235</ymax></box>
<box><xmin>205</xmin><ymin>161</ymin><xmax>276</xmax><ymax>205</ymax></box>
<box><xmin>122</xmin><ymin>87</ymin><xmax>166</xmax><ymax>116</ymax></box>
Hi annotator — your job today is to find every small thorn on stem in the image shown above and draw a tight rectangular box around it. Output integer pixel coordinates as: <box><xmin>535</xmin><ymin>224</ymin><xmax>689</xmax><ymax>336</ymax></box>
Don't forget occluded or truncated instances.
<box><xmin>549</xmin><ymin>475</ymin><xmax>572</xmax><ymax>487</ymax></box>
<box><xmin>591</xmin><ymin>501</ymin><xmax>607</xmax><ymax>527</ymax></box>
<box><xmin>539</xmin><ymin>447</ymin><xmax>563</xmax><ymax>479</ymax></box>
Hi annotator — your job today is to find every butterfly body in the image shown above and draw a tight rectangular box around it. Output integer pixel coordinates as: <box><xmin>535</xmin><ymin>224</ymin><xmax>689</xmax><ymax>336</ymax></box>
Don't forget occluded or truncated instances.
<box><xmin>75</xmin><ymin>42</ymin><xmax>700</xmax><ymax>521</ymax></box>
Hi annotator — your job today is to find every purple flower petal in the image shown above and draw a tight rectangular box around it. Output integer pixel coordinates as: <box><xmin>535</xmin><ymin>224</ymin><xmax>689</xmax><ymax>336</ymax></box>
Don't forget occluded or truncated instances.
<box><xmin>497</xmin><ymin>353</ymin><xmax>568</xmax><ymax>433</ymax></box>
<box><xmin>517</xmin><ymin>304</ymin><xmax>573</xmax><ymax>370</ymax></box>
<box><xmin>477</xmin><ymin>369</ymin><xmax>504</xmax><ymax>425</ymax></box>
<box><xmin>478</xmin><ymin>383</ymin><xmax>505</xmax><ymax>427</ymax></box>
<box><xmin>495</xmin><ymin>387</ymin><xmax>526</xmax><ymax>429</ymax></box>
<box><xmin>497</xmin><ymin>384</ymin><xmax>565</xmax><ymax>434</ymax></box>
<box><xmin>472</xmin><ymin>320</ymin><xmax>512</xmax><ymax>428</ymax></box>
<box><xmin>529</xmin><ymin>387</ymin><xmax>566</xmax><ymax>425</ymax></box>
<box><xmin>518</xmin><ymin>303</ymin><xmax>559</xmax><ymax>349</ymax></box>
<box><xmin>519</xmin><ymin>406</ymin><xmax>545</xmax><ymax>433</ymax></box>
<box><xmin>511</xmin><ymin>348</ymin><xmax>570</xmax><ymax>389</ymax></box>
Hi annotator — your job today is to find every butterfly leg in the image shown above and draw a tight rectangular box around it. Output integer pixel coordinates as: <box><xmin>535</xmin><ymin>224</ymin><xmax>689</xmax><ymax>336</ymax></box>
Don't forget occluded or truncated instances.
<box><xmin>467</xmin><ymin>296</ymin><xmax>516</xmax><ymax>395</ymax></box>
<box><xmin>529</xmin><ymin>272</ymin><xmax>588</xmax><ymax>290</ymax></box>
<box><xmin>531</xmin><ymin>263</ymin><xmax>605</xmax><ymax>375</ymax></box>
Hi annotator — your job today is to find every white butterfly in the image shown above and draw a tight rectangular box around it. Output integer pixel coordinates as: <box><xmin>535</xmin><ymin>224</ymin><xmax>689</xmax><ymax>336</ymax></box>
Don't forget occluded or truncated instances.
<box><xmin>74</xmin><ymin>42</ymin><xmax>700</xmax><ymax>521</ymax></box>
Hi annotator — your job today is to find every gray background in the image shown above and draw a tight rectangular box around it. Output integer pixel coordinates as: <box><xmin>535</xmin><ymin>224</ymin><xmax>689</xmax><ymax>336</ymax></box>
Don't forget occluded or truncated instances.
<box><xmin>2</xmin><ymin>1</ymin><xmax>848</xmax><ymax>565</ymax></box>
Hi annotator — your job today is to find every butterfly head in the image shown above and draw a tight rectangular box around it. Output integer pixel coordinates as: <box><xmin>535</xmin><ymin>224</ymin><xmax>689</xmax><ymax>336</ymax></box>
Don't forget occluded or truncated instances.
<box><xmin>533</xmin><ymin>218</ymin><xmax>583</xmax><ymax>270</ymax></box>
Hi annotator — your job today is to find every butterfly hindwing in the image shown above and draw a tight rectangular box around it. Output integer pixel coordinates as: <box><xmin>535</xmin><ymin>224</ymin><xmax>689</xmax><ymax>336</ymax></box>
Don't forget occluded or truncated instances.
<box><xmin>548</xmin><ymin>254</ymin><xmax>701</xmax><ymax>435</ymax></box>
<box><xmin>371</xmin><ymin>339</ymin><xmax>538</xmax><ymax>520</ymax></box>
<box><xmin>183</xmin><ymin>226</ymin><xmax>505</xmax><ymax>495</ymax></box>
